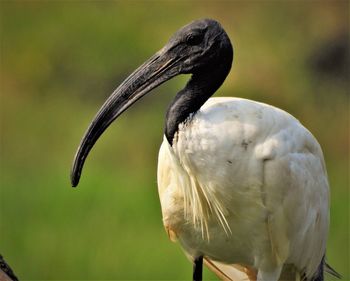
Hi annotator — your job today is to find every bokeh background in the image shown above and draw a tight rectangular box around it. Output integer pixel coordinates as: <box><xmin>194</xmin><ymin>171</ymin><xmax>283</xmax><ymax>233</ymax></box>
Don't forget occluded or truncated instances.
<box><xmin>0</xmin><ymin>1</ymin><xmax>348</xmax><ymax>280</ymax></box>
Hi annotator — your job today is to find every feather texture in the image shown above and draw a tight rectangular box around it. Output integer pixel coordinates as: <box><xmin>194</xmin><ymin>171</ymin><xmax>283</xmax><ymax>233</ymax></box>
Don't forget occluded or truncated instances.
<box><xmin>157</xmin><ymin>97</ymin><xmax>331</xmax><ymax>281</ymax></box>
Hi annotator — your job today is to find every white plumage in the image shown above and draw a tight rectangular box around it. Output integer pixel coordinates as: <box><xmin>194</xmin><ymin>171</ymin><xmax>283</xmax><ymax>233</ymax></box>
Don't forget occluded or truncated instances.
<box><xmin>157</xmin><ymin>97</ymin><xmax>329</xmax><ymax>281</ymax></box>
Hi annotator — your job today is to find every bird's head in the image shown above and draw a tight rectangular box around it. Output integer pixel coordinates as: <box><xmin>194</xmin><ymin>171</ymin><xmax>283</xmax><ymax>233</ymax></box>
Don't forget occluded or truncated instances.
<box><xmin>161</xmin><ymin>19</ymin><xmax>233</xmax><ymax>74</ymax></box>
<box><xmin>71</xmin><ymin>19</ymin><xmax>233</xmax><ymax>187</ymax></box>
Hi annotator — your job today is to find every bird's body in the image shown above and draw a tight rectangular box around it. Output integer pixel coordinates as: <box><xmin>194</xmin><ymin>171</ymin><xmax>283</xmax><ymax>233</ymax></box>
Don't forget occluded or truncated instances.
<box><xmin>158</xmin><ymin>97</ymin><xmax>329</xmax><ymax>280</ymax></box>
<box><xmin>71</xmin><ymin>19</ymin><xmax>338</xmax><ymax>281</ymax></box>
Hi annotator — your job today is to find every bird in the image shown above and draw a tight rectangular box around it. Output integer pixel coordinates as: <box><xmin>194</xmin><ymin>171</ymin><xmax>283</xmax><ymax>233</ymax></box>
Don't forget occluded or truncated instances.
<box><xmin>0</xmin><ymin>254</ymin><xmax>19</xmax><ymax>281</ymax></box>
<box><xmin>70</xmin><ymin>19</ymin><xmax>340</xmax><ymax>281</ymax></box>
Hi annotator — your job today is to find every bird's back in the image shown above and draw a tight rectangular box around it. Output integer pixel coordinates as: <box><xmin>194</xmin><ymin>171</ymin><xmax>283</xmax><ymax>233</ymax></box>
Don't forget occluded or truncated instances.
<box><xmin>158</xmin><ymin>97</ymin><xmax>329</xmax><ymax>281</ymax></box>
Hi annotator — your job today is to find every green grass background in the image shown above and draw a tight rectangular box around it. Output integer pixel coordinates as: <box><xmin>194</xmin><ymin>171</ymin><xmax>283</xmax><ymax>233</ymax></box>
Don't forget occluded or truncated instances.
<box><xmin>0</xmin><ymin>1</ymin><xmax>348</xmax><ymax>280</ymax></box>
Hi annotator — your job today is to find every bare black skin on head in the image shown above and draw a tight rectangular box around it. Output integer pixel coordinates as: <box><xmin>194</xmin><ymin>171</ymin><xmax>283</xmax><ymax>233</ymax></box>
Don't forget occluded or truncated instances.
<box><xmin>70</xmin><ymin>19</ymin><xmax>233</xmax><ymax>187</ymax></box>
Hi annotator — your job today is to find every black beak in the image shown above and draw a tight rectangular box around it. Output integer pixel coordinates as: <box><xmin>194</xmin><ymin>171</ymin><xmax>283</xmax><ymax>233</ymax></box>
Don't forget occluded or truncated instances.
<box><xmin>71</xmin><ymin>49</ymin><xmax>181</xmax><ymax>187</ymax></box>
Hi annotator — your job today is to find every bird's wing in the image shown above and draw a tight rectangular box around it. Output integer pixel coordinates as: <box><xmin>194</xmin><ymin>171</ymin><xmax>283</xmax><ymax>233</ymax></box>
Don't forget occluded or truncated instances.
<box><xmin>200</xmin><ymin>98</ymin><xmax>330</xmax><ymax>279</ymax></box>
<box><xmin>260</xmin><ymin>129</ymin><xmax>329</xmax><ymax>279</ymax></box>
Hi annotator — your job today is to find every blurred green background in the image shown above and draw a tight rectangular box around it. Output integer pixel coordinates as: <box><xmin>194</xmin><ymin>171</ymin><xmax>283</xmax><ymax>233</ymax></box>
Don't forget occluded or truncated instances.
<box><xmin>0</xmin><ymin>1</ymin><xmax>348</xmax><ymax>280</ymax></box>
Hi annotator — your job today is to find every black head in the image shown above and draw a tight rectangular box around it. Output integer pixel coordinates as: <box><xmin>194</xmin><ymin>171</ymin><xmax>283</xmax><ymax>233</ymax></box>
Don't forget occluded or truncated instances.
<box><xmin>70</xmin><ymin>19</ymin><xmax>233</xmax><ymax>187</ymax></box>
<box><xmin>162</xmin><ymin>19</ymin><xmax>233</xmax><ymax>74</ymax></box>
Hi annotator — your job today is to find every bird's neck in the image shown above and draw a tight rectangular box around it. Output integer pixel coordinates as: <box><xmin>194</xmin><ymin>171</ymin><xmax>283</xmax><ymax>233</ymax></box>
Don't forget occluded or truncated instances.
<box><xmin>165</xmin><ymin>63</ymin><xmax>231</xmax><ymax>145</ymax></box>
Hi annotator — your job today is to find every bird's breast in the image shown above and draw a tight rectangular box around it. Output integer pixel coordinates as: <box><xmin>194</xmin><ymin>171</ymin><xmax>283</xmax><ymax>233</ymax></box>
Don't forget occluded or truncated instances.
<box><xmin>157</xmin><ymin>97</ymin><xmax>283</xmax><ymax>261</ymax></box>
<box><xmin>157</xmin><ymin>133</ymin><xmax>266</xmax><ymax>264</ymax></box>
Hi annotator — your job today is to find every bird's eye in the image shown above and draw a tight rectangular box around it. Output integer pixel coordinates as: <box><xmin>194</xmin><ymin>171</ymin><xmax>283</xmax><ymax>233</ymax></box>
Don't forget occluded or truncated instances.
<box><xmin>186</xmin><ymin>33</ymin><xmax>203</xmax><ymax>46</ymax></box>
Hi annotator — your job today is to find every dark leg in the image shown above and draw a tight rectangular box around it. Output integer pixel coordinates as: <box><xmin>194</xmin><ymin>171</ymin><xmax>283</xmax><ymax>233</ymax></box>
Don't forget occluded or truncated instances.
<box><xmin>193</xmin><ymin>256</ymin><xmax>203</xmax><ymax>281</ymax></box>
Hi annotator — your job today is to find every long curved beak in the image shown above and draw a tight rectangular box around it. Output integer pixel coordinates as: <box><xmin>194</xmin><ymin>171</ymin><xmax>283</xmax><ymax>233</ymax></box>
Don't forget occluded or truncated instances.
<box><xmin>71</xmin><ymin>49</ymin><xmax>180</xmax><ymax>187</ymax></box>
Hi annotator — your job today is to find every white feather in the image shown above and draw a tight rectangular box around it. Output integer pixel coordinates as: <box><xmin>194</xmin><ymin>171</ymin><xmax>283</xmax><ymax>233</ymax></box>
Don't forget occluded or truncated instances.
<box><xmin>157</xmin><ymin>97</ymin><xmax>329</xmax><ymax>281</ymax></box>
